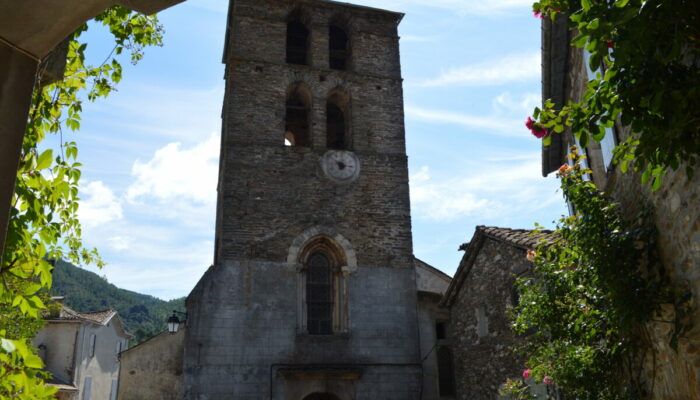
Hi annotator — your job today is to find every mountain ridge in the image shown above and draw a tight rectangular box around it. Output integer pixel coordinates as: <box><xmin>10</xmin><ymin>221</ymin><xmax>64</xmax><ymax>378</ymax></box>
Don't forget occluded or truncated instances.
<box><xmin>50</xmin><ymin>259</ymin><xmax>185</xmax><ymax>343</ymax></box>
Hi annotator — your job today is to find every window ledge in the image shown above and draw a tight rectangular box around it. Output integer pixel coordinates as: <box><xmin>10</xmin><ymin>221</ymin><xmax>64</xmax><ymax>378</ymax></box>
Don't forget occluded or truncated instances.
<box><xmin>295</xmin><ymin>331</ymin><xmax>350</xmax><ymax>342</ymax></box>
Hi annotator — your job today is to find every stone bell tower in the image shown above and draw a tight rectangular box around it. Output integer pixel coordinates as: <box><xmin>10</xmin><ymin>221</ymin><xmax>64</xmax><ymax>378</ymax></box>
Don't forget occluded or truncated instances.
<box><xmin>183</xmin><ymin>0</ymin><xmax>421</xmax><ymax>398</ymax></box>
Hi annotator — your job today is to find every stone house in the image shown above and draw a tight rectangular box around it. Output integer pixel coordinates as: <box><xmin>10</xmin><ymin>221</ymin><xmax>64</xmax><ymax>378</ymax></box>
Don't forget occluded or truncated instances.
<box><xmin>441</xmin><ymin>226</ymin><xmax>552</xmax><ymax>400</ymax></box>
<box><xmin>117</xmin><ymin>329</ymin><xmax>185</xmax><ymax>400</ymax></box>
<box><xmin>33</xmin><ymin>305</ymin><xmax>131</xmax><ymax>400</ymax></box>
<box><xmin>541</xmin><ymin>15</ymin><xmax>700</xmax><ymax>399</ymax></box>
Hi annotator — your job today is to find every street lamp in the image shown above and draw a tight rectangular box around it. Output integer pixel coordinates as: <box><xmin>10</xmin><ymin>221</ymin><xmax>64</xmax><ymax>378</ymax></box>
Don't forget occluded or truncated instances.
<box><xmin>167</xmin><ymin>310</ymin><xmax>187</xmax><ymax>334</ymax></box>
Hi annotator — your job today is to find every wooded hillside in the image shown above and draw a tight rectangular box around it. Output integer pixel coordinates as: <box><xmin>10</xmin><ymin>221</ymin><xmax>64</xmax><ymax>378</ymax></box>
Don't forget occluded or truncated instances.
<box><xmin>50</xmin><ymin>259</ymin><xmax>185</xmax><ymax>343</ymax></box>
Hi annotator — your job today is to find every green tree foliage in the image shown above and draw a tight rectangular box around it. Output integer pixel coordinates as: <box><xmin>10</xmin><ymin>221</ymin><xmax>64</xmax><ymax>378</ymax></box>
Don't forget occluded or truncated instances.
<box><xmin>504</xmin><ymin>148</ymin><xmax>685</xmax><ymax>399</ymax></box>
<box><xmin>51</xmin><ymin>259</ymin><xmax>185</xmax><ymax>344</ymax></box>
<box><xmin>532</xmin><ymin>0</ymin><xmax>700</xmax><ymax>189</ymax></box>
<box><xmin>0</xmin><ymin>7</ymin><xmax>163</xmax><ymax>398</ymax></box>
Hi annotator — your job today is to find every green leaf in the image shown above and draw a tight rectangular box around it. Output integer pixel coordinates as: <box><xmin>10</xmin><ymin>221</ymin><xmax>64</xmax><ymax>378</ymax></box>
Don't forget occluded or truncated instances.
<box><xmin>572</xmin><ymin>33</ymin><xmax>589</xmax><ymax>47</ymax></box>
<box><xmin>587</xmin><ymin>18</ymin><xmax>600</xmax><ymax>30</ymax></box>
<box><xmin>36</xmin><ymin>149</ymin><xmax>53</xmax><ymax>171</ymax></box>
<box><xmin>614</xmin><ymin>0</ymin><xmax>630</xmax><ymax>7</ymax></box>
<box><xmin>23</xmin><ymin>354</ymin><xmax>44</xmax><ymax>369</ymax></box>
<box><xmin>581</xmin><ymin>0</ymin><xmax>592</xmax><ymax>11</ymax></box>
<box><xmin>543</xmin><ymin>135</ymin><xmax>552</xmax><ymax>146</ymax></box>
<box><xmin>0</xmin><ymin>338</ymin><xmax>16</xmax><ymax>353</ymax></box>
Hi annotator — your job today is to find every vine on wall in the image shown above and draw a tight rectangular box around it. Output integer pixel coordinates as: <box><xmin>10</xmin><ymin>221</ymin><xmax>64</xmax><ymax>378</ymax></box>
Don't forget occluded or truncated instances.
<box><xmin>529</xmin><ymin>0</ymin><xmax>700</xmax><ymax>189</ymax></box>
<box><xmin>502</xmin><ymin>148</ymin><xmax>689</xmax><ymax>399</ymax></box>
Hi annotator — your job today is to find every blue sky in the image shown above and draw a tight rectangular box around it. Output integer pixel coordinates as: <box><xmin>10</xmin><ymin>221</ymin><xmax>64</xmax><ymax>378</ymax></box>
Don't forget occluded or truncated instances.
<box><xmin>67</xmin><ymin>0</ymin><xmax>567</xmax><ymax>300</ymax></box>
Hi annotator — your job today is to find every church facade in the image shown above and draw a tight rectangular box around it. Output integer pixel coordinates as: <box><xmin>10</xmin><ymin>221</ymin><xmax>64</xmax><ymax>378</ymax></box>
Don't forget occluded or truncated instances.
<box><xmin>182</xmin><ymin>0</ymin><xmax>450</xmax><ymax>398</ymax></box>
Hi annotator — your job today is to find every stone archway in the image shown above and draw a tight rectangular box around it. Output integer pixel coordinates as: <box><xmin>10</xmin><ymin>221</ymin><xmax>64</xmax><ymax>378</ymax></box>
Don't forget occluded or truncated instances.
<box><xmin>303</xmin><ymin>393</ymin><xmax>341</xmax><ymax>400</ymax></box>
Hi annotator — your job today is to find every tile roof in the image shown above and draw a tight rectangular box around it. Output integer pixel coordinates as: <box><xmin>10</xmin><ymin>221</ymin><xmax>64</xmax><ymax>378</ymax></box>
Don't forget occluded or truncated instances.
<box><xmin>51</xmin><ymin>306</ymin><xmax>116</xmax><ymax>325</ymax></box>
<box><xmin>441</xmin><ymin>226</ymin><xmax>556</xmax><ymax>307</ymax></box>
<box><xmin>478</xmin><ymin>226</ymin><xmax>556</xmax><ymax>249</ymax></box>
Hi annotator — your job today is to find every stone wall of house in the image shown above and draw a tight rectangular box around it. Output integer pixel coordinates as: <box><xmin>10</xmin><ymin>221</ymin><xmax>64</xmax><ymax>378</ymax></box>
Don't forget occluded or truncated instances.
<box><xmin>118</xmin><ymin>329</ymin><xmax>184</xmax><ymax>400</ymax></box>
<box><xmin>449</xmin><ymin>237</ymin><xmax>530</xmax><ymax>399</ymax></box>
<box><xmin>608</xmin><ymin>158</ymin><xmax>700</xmax><ymax>400</ymax></box>
<box><xmin>33</xmin><ymin>322</ymin><xmax>79</xmax><ymax>384</ymax></box>
<box><xmin>566</xmin><ymin>44</ymin><xmax>700</xmax><ymax>399</ymax></box>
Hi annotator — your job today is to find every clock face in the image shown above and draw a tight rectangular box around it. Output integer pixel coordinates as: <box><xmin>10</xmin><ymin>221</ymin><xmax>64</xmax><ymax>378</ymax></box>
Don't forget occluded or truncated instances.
<box><xmin>321</xmin><ymin>150</ymin><xmax>360</xmax><ymax>182</ymax></box>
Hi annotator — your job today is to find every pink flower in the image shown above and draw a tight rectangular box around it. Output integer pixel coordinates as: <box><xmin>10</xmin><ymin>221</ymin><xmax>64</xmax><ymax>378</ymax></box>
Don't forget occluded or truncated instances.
<box><xmin>544</xmin><ymin>376</ymin><xmax>553</xmax><ymax>384</ymax></box>
<box><xmin>525</xmin><ymin>116</ymin><xmax>535</xmax><ymax>129</ymax></box>
<box><xmin>557</xmin><ymin>164</ymin><xmax>572</xmax><ymax>176</ymax></box>
<box><xmin>526</xmin><ymin>250</ymin><xmax>536</xmax><ymax>262</ymax></box>
<box><xmin>533</xmin><ymin>11</ymin><xmax>543</xmax><ymax>19</ymax></box>
<box><xmin>523</xmin><ymin>369</ymin><xmax>532</xmax><ymax>379</ymax></box>
<box><xmin>525</xmin><ymin>117</ymin><xmax>548</xmax><ymax>138</ymax></box>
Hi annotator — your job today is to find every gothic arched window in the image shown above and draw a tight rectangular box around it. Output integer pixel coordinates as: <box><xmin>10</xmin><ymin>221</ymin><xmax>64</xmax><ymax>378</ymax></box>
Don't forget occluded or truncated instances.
<box><xmin>286</xmin><ymin>84</ymin><xmax>311</xmax><ymax>146</ymax></box>
<box><xmin>306</xmin><ymin>251</ymin><xmax>333</xmax><ymax>335</ymax></box>
<box><xmin>329</xmin><ymin>25</ymin><xmax>348</xmax><ymax>70</ymax></box>
<box><xmin>287</xmin><ymin>20</ymin><xmax>309</xmax><ymax>65</ymax></box>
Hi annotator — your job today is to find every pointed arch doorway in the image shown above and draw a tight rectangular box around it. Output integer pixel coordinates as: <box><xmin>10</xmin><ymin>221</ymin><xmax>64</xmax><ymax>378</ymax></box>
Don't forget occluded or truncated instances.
<box><xmin>303</xmin><ymin>393</ymin><xmax>341</xmax><ymax>400</ymax></box>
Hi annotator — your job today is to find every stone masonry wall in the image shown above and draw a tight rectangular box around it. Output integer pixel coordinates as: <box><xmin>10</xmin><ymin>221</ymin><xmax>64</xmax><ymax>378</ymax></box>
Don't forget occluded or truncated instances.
<box><xmin>215</xmin><ymin>0</ymin><xmax>412</xmax><ymax>269</ymax></box>
<box><xmin>184</xmin><ymin>259</ymin><xmax>421</xmax><ymax>399</ymax></box>
<box><xmin>566</xmin><ymin>44</ymin><xmax>700</xmax><ymax>399</ymax></box>
<box><xmin>118</xmin><ymin>330</ymin><xmax>184</xmax><ymax>400</ymax></box>
<box><xmin>450</xmin><ymin>237</ymin><xmax>530</xmax><ymax>399</ymax></box>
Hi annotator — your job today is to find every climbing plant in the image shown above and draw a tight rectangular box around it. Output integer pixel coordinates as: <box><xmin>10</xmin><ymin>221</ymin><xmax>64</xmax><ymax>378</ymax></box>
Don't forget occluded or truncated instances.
<box><xmin>502</xmin><ymin>148</ymin><xmax>684</xmax><ymax>399</ymax></box>
<box><xmin>0</xmin><ymin>7</ymin><xmax>163</xmax><ymax>398</ymax></box>
<box><xmin>529</xmin><ymin>0</ymin><xmax>700</xmax><ymax>189</ymax></box>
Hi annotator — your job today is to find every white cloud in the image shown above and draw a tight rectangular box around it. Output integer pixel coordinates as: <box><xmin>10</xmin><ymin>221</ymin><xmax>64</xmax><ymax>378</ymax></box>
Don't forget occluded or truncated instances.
<box><xmin>418</xmin><ymin>52</ymin><xmax>540</xmax><ymax>87</ymax></box>
<box><xmin>410</xmin><ymin>156</ymin><xmax>562</xmax><ymax>222</ymax></box>
<box><xmin>127</xmin><ymin>132</ymin><xmax>220</xmax><ymax>205</ymax></box>
<box><xmin>89</xmin><ymin>84</ymin><xmax>224</xmax><ymax>143</ymax></box>
<box><xmin>108</xmin><ymin>236</ymin><xmax>131</xmax><ymax>251</ymax></box>
<box><xmin>492</xmin><ymin>91</ymin><xmax>541</xmax><ymax>115</ymax></box>
<box><xmin>79</xmin><ymin>181</ymin><xmax>123</xmax><ymax>228</ymax></box>
<box><xmin>405</xmin><ymin>105</ymin><xmax>522</xmax><ymax>136</ymax></box>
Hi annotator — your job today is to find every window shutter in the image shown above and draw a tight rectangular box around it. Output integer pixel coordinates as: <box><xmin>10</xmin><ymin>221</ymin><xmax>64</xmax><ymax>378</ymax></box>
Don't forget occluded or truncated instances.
<box><xmin>89</xmin><ymin>334</ymin><xmax>96</xmax><ymax>358</ymax></box>
<box><xmin>82</xmin><ymin>377</ymin><xmax>93</xmax><ymax>400</ymax></box>
<box><xmin>109</xmin><ymin>379</ymin><xmax>119</xmax><ymax>400</ymax></box>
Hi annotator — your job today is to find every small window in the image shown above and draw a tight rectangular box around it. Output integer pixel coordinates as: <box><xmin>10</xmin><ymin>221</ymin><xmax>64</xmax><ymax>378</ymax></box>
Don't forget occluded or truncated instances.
<box><xmin>329</xmin><ymin>25</ymin><xmax>348</xmax><ymax>70</ymax></box>
<box><xmin>286</xmin><ymin>88</ymin><xmax>310</xmax><ymax>146</ymax></box>
<box><xmin>437</xmin><ymin>347</ymin><xmax>456</xmax><ymax>396</ymax></box>
<box><xmin>287</xmin><ymin>20</ymin><xmax>309</xmax><ymax>65</ymax></box>
<box><xmin>599</xmin><ymin>125</ymin><xmax>617</xmax><ymax>170</ymax></box>
<box><xmin>306</xmin><ymin>251</ymin><xmax>333</xmax><ymax>335</ymax></box>
<box><xmin>435</xmin><ymin>321</ymin><xmax>447</xmax><ymax>340</ymax></box>
<box><xmin>89</xmin><ymin>334</ymin><xmax>96</xmax><ymax>358</ymax></box>
<box><xmin>584</xmin><ymin>49</ymin><xmax>617</xmax><ymax>171</ymax></box>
